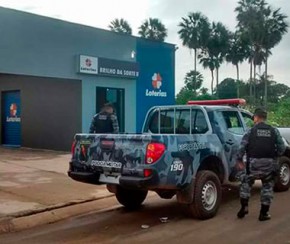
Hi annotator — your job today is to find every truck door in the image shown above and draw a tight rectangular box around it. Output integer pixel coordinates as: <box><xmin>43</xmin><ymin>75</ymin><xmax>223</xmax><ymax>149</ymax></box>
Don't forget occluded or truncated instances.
<box><xmin>214</xmin><ymin>110</ymin><xmax>245</xmax><ymax>168</ymax></box>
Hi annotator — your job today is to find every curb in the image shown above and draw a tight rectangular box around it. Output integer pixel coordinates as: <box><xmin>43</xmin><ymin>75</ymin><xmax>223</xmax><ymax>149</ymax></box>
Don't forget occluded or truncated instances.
<box><xmin>0</xmin><ymin>194</ymin><xmax>119</xmax><ymax>234</ymax></box>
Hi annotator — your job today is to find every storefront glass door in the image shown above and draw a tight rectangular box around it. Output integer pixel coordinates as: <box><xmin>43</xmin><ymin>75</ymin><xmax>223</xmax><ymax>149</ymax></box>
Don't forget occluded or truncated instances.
<box><xmin>96</xmin><ymin>87</ymin><xmax>125</xmax><ymax>132</ymax></box>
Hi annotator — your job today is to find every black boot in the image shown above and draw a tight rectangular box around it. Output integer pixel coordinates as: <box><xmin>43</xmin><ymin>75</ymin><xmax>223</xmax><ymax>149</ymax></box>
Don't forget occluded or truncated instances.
<box><xmin>259</xmin><ymin>204</ymin><xmax>271</xmax><ymax>221</ymax></box>
<box><xmin>237</xmin><ymin>198</ymin><xmax>249</xmax><ymax>219</ymax></box>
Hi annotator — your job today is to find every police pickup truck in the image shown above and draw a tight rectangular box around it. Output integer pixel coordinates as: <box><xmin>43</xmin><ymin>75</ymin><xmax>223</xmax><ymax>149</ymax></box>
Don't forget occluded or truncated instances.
<box><xmin>68</xmin><ymin>99</ymin><xmax>290</xmax><ymax>219</ymax></box>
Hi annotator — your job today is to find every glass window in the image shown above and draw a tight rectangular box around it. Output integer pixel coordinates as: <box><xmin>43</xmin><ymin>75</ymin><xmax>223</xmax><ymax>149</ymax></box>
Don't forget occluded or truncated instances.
<box><xmin>192</xmin><ymin>110</ymin><xmax>209</xmax><ymax>134</ymax></box>
<box><xmin>160</xmin><ymin>109</ymin><xmax>175</xmax><ymax>134</ymax></box>
<box><xmin>147</xmin><ymin>110</ymin><xmax>159</xmax><ymax>133</ymax></box>
<box><xmin>241</xmin><ymin>111</ymin><xmax>254</xmax><ymax>128</ymax></box>
<box><xmin>175</xmin><ymin>109</ymin><xmax>190</xmax><ymax>134</ymax></box>
<box><xmin>146</xmin><ymin>108</ymin><xmax>209</xmax><ymax>135</ymax></box>
<box><xmin>222</xmin><ymin>111</ymin><xmax>244</xmax><ymax>135</ymax></box>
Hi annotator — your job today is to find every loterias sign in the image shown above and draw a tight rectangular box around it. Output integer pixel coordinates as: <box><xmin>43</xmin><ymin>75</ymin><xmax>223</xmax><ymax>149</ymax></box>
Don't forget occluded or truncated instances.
<box><xmin>79</xmin><ymin>55</ymin><xmax>139</xmax><ymax>79</ymax></box>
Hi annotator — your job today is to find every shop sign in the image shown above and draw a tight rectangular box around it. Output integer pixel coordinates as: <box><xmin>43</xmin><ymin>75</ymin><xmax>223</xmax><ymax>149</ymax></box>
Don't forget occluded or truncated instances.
<box><xmin>78</xmin><ymin>55</ymin><xmax>139</xmax><ymax>79</ymax></box>
<box><xmin>145</xmin><ymin>73</ymin><xmax>167</xmax><ymax>97</ymax></box>
<box><xmin>98</xmin><ymin>58</ymin><xmax>139</xmax><ymax>79</ymax></box>
<box><xmin>6</xmin><ymin>103</ymin><xmax>21</xmax><ymax>122</ymax></box>
<box><xmin>79</xmin><ymin>55</ymin><xmax>98</xmax><ymax>74</ymax></box>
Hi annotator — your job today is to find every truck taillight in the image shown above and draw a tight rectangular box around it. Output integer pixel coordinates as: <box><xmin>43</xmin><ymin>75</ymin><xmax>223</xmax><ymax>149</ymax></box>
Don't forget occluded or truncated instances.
<box><xmin>145</xmin><ymin>143</ymin><xmax>165</xmax><ymax>164</ymax></box>
<box><xmin>71</xmin><ymin>141</ymin><xmax>76</xmax><ymax>155</ymax></box>
<box><xmin>144</xmin><ymin>169</ymin><xmax>153</xmax><ymax>177</ymax></box>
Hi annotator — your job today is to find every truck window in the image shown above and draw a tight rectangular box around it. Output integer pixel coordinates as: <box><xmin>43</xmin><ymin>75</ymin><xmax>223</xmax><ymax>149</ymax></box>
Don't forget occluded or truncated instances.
<box><xmin>241</xmin><ymin>111</ymin><xmax>254</xmax><ymax>128</ymax></box>
<box><xmin>175</xmin><ymin>109</ymin><xmax>191</xmax><ymax>134</ymax></box>
<box><xmin>192</xmin><ymin>110</ymin><xmax>209</xmax><ymax>134</ymax></box>
<box><xmin>160</xmin><ymin>109</ymin><xmax>175</xmax><ymax>134</ymax></box>
<box><xmin>148</xmin><ymin>110</ymin><xmax>159</xmax><ymax>133</ymax></box>
<box><xmin>146</xmin><ymin>108</ymin><xmax>209</xmax><ymax>134</ymax></box>
<box><xmin>222</xmin><ymin>111</ymin><xmax>244</xmax><ymax>135</ymax></box>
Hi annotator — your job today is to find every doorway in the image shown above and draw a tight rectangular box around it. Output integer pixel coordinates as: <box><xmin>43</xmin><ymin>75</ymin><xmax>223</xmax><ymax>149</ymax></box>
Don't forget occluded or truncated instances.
<box><xmin>96</xmin><ymin>87</ymin><xmax>125</xmax><ymax>132</ymax></box>
<box><xmin>1</xmin><ymin>91</ymin><xmax>21</xmax><ymax>146</ymax></box>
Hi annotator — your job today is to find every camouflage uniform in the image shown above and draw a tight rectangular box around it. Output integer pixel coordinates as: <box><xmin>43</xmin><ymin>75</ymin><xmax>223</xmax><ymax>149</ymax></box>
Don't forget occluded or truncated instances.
<box><xmin>237</xmin><ymin>125</ymin><xmax>285</xmax><ymax>206</ymax></box>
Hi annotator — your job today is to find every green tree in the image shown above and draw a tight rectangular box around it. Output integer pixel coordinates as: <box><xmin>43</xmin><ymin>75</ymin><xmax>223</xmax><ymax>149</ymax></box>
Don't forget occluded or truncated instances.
<box><xmin>176</xmin><ymin>87</ymin><xmax>198</xmax><ymax>105</ymax></box>
<box><xmin>184</xmin><ymin>70</ymin><xmax>204</xmax><ymax>94</ymax></box>
<box><xmin>138</xmin><ymin>18</ymin><xmax>167</xmax><ymax>41</ymax></box>
<box><xmin>235</xmin><ymin>0</ymin><xmax>288</xmax><ymax>107</ymax></box>
<box><xmin>199</xmin><ymin>22</ymin><xmax>231</xmax><ymax>96</ymax></box>
<box><xmin>178</xmin><ymin>12</ymin><xmax>211</xmax><ymax>75</ymax></box>
<box><xmin>226</xmin><ymin>31</ymin><xmax>249</xmax><ymax>97</ymax></box>
<box><xmin>255</xmin><ymin>74</ymin><xmax>290</xmax><ymax>104</ymax></box>
<box><xmin>261</xmin><ymin>6</ymin><xmax>288</xmax><ymax>106</ymax></box>
<box><xmin>176</xmin><ymin>87</ymin><xmax>215</xmax><ymax>105</ymax></box>
<box><xmin>176</xmin><ymin>69</ymin><xmax>214</xmax><ymax>104</ymax></box>
<box><xmin>269</xmin><ymin>97</ymin><xmax>290</xmax><ymax>126</ymax></box>
<box><xmin>108</xmin><ymin>18</ymin><xmax>132</xmax><ymax>34</ymax></box>
<box><xmin>216</xmin><ymin>78</ymin><xmax>238</xmax><ymax>99</ymax></box>
<box><xmin>199</xmin><ymin>52</ymin><xmax>216</xmax><ymax>95</ymax></box>
<box><xmin>208</xmin><ymin>22</ymin><xmax>231</xmax><ymax>91</ymax></box>
<box><xmin>236</xmin><ymin>0</ymin><xmax>268</xmax><ymax>104</ymax></box>
<box><xmin>200</xmin><ymin>87</ymin><xmax>209</xmax><ymax>95</ymax></box>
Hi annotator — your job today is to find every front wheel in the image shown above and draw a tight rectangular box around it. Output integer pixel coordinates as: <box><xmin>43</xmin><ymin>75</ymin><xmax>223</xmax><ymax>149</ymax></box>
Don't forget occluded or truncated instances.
<box><xmin>187</xmin><ymin>170</ymin><xmax>222</xmax><ymax>220</ymax></box>
<box><xmin>115</xmin><ymin>186</ymin><xmax>148</xmax><ymax>210</ymax></box>
<box><xmin>274</xmin><ymin>157</ymin><xmax>290</xmax><ymax>192</ymax></box>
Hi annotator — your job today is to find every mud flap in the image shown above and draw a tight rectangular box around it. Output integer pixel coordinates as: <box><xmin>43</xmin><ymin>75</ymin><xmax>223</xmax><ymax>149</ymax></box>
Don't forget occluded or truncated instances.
<box><xmin>176</xmin><ymin>179</ymin><xmax>195</xmax><ymax>204</ymax></box>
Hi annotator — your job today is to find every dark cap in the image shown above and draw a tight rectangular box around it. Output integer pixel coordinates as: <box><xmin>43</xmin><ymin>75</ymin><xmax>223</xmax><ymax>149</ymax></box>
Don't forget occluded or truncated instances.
<box><xmin>254</xmin><ymin>107</ymin><xmax>267</xmax><ymax>119</ymax></box>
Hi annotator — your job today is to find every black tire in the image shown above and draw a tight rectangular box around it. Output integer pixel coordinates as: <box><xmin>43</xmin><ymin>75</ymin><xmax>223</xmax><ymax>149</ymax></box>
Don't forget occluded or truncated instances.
<box><xmin>274</xmin><ymin>157</ymin><xmax>290</xmax><ymax>192</ymax></box>
<box><xmin>187</xmin><ymin>170</ymin><xmax>222</xmax><ymax>220</ymax></box>
<box><xmin>115</xmin><ymin>186</ymin><xmax>148</xmax><ymax>210</ymax></box>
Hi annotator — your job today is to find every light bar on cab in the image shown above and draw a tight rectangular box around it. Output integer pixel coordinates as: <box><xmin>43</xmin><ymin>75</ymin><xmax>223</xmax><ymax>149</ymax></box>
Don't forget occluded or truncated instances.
<box><xmin>187</xmin><ymin>98</ymin><xmax>246</xmax><ymax>106</ymax></box>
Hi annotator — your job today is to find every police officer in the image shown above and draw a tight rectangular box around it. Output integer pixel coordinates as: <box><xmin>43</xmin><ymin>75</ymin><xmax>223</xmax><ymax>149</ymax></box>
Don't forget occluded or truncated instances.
<box><xmin>89</xmin><ymin>103</ymin><xmax>119</xmax><ymax>133</ymax></box>
<box><xmin>236</xmin><ymin>107</ymin><xmax>285</xmax><ymax>221</ymax></box>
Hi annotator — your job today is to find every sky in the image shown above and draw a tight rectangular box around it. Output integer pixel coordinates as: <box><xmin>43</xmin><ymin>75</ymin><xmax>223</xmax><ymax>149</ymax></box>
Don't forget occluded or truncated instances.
<box><xmin>0</xmin><ymin>0</ymin><xmax>289</xmax><ymax>94</ymax></box>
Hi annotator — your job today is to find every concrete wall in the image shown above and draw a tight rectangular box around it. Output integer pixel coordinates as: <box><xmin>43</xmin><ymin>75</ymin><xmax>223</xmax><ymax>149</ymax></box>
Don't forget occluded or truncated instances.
<box><xmin>0</xmin><ymin>7</ymin><xmax>175</xmax><ymax>149</ymax></box>
<box><xmin>0</xmin><ymin>7</ymin><xmax>137</xmax><ymax>136</ymax></box>
<box><xmin>0</xmin><ymin>74</ymin><xmax>82</xmax><ymax>151</ymax></box>
<box><xmin>0</xmin><ymin>7</ymin><xmax>136</xmax><ymax>80</ymax></box>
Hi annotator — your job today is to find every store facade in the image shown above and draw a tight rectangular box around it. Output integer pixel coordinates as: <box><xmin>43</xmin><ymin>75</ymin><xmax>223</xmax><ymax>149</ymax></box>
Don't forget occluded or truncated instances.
<box><xmin>0</xmin><ymin>7</ymin><xmax>175</xmax><ymax>151</ymax></box>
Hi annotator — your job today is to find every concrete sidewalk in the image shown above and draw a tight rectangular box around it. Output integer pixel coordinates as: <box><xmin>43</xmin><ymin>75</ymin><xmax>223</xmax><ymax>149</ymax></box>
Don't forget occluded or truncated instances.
<box><xmin>0</xmin><ymin>147</ymin><xmax>114</xmax><ymax>233</ymax></box>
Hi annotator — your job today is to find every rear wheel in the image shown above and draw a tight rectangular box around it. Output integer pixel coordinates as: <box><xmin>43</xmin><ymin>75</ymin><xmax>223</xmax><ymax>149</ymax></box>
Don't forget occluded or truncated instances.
<box><xmin>187</xmin><ymin>170</ymin><xmax>222</xmax><ymax>220</ymax></box>
<box><xmin>274</xmin><ymin>157</ymin><xmax>290</xmax><ymax>192</ymax></box>
<box><xmin>115</xmin><ymin>186</ymin><xmax>148</xmax><ymax>210</ymax></box>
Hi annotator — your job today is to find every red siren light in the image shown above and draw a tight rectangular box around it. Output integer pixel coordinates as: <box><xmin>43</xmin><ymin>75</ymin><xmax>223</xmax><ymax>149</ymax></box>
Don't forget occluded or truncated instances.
<box><xmin>187</xmin><ymin>98</ymin><xmax>246</xmax><ymax>106</ymax></box>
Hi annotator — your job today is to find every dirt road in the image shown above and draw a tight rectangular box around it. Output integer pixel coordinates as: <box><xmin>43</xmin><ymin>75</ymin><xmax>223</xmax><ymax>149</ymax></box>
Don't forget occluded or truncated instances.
<box><xmin>1</xmin><ymin>184</ymin><xmax>290</xmax><ymax>244</ymax></box>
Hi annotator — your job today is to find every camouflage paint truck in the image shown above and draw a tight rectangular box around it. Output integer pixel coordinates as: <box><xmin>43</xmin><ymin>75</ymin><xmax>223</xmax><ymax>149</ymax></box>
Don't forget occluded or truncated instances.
<box><xmin>68</xmin><ymin>99</ymin><xmax>290</xmax><ymax>219</ymax></box>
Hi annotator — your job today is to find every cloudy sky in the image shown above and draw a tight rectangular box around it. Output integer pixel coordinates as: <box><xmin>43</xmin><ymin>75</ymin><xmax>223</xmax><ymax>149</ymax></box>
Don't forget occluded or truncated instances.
<box><xmin>0</xmin><ymin>0</ymin><xmax>289</xmax><ymax>93</ymax></box>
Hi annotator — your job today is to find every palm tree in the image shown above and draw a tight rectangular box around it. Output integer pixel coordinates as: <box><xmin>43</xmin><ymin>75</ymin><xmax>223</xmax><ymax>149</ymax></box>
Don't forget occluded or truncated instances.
<box><xmin>138</xmin><ymin>18</ymin><xmax>167</xmax><ymax>41</ymax></box>
<box><xmin>235</xmin><ymin>0</ymin><xmax>265</xmax><ymax>102</ymax></box>
<box><xmin>206</xmin><ymin>22</ymin><xmax>231</xmax><ymax>92</ymax></box>
<box><xmin>226</xmin><ymin>31</ymin><xmax>249</xmax><ymax>97</ymax></box>
<box><xmin>199</xmin><ymin>51</ymin><xmax>217</xmax><ymax>95</ymax></box>
<box><xmin>184</xmin><ymin>70</ymin><xmax>204</xmax><ymax>94</ymax></box>
<box><xmin>199</xmin><ymin>87</ymin><xmax>209</xmax><ymax>95</ymax></box>
<box><xmin>185</xmin><ymin>20</ymin><xmax>230</xmax><ymax>97</ymax></box>
<box><xmin>236</xmin><ymin>0</ymin><xmax>288</xmax><ymax>106</ymax></box>
<box><xmin>108</xmin><ymin>18</ymin><xmax>132</xmax><ymax>34</ymax></box>
<box><xmin>178</xmin><ymin>12</ymin><xmax>210</xmax><ymax>74</ymax></box>
<box><xmin>262</xmin><ymin>6</ymin><xmax>288</xmax><ymax>106</ymax></box>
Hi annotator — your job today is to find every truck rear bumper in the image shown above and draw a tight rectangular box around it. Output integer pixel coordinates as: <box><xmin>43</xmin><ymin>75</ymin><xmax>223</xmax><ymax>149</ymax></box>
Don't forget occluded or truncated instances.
<box><xmin>68</xmin><ymin>161</ymin><xmax>159</xmax><ymax>189</ymax></box>
<box><xmin>119</xmin><ymin>172</ymin><xmax>159</xmax><ymax>189</ymax></box>
<box><xmin>68</xmin><ymin>170</ymin><xmax>101</xmax><ymax>185</ymax></box>
<box><xmin>68</xmin><ymin>161</ymin><xmax>102</xmax><ymax>185</ymax></box>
